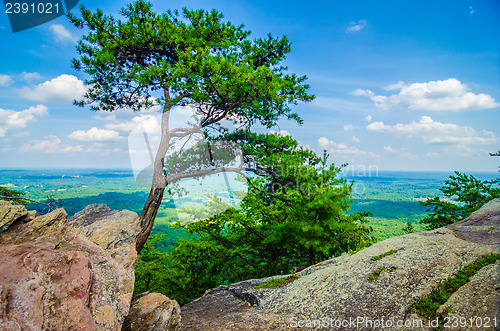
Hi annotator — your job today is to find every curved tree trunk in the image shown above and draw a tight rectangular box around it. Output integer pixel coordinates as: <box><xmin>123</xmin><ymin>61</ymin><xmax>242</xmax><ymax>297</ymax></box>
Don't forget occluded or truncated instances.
<box><xmin>135</xmin><ymin>87</ymin><xmax>171</xmax><ymax>253</ymax></box>
<box><xmin>135</xmin><ymin>186</ymin><xmax>165</xmax><ymax>252</ymax></box>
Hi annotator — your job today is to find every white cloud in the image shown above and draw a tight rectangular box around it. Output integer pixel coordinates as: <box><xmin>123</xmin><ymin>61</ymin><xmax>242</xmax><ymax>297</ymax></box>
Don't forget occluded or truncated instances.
<box><xmin>0</xmin><ymin>74</ymin><xmax>12</xmax><ymax>86</ymax></box>
<box><xmin>85</xmin><ymin>143</ymin><xmax>122</xmax><ymax>154</ymax></box>
<box><xmin>383</xmin><ymin>81</ymin><xmax>405</xmax><ymax>91</ymax></box>
<box><xmin>69</xmin><ymin>127</ymin><xmax>121</xmax><ymax>142</ymax></box>
<box><xmin>13</xmin><ymin>131</ymin><xmax>30</xmax><ymax>138</ymax></box>
<box><xmin>20</xmin><ymin>135</ymin><xmax>83</xmax><ymax>153</ymax></box>
<box><xmin>0</xmin><ymin>105</ymin><xmax>48</xmax><ymax>138</ymax></box>
<box><xmin>318</xmin><ymin>137</ymin><xmax>380</xmax><ymax>158</ymax></box>
<box><xmin>383</xmin><ymin>145</ymin><xmax>417</xmax><ymax>159</ymax></box>
<box><xmin>318</xmin><ymin>137</ymin><xmax>330</xmax><ymax>149</ymax></box>
<box><xmin>352</xmin><ymin>136</ymin><xmax>360</xmax><ymax>143</ymax></box>
<box><xmin>443</xmin><ymin>144</ymin><xmax>480</xmax><ymax>158</ymax></box>
<box><xmin>353</xmin><ymin>78</ymin><xmax>499</xmax><ymax>111</ymax></box>
<box><xmin>18</xmin><ymin>74</ymin><xmax>86</xmax><ymax>103</ymax></box>
<box><xmin>365</xmin><ymin>115</ymin><xmax>372</xmax><ymax>122</ymax></box>
<box><xmin>269</xmin><ymin>129</ymin><xmax>291</xmax><ymax>137</ymax></box>
<box><xmin>383</xmin><ymin>146</ymin><xmax>399</xmax><ymax>153</ymax></box>
<box><xmin>21</xmin><ymin>72</ymin><xmax>41</xmax><ymax>81</ymax></box>
<box><xmin>49</xmin><ymin>24</ymin><xmax>78</xmax><ymax>43</ymax></box>
<box><xmin>346</xmin><ymin>20</ymin><xmax>367</xmax><ymax>33</ymax></box>
<box><xmin>343</xmin><ymin>124</ymin><xmax>356</xmax><ymax>131</ymax></box>
<box><xmin>94</xmin><ymin>114</ymin><xmax>117</xmax><ymax>122</ymax></box>
<box><xmin>104</xmin><ymin>114</ymin><xmax>160</xmax><ymax>134</ymax></box>
<box><xmin>426</xmin><ymin>152</ymin><xmax>442</xmax><ymax>158</ymax></box>
<box><xmin>367</xmin><ymin>116</ymin><xmax>497</xmax><ymax>145</ymax></box>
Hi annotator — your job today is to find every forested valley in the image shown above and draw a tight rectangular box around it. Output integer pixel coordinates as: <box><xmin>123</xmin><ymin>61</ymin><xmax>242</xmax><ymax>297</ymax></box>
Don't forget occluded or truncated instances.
<box><xmin>2</xmin><ymin>167</ymin><xmax>498</xmax><ymax>304</ymax></box>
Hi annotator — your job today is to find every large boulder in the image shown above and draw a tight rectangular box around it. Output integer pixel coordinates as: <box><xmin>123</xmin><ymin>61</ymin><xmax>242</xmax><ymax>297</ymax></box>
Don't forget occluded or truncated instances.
<box><xmin>446</xmin><ymin>198</ymin><xmax>500</xmax><ymax>249</ymax></box>
<box><xmin>0</xmin><ymin>201</ymin><xmax>140</xmax><ymax>331</ymax></box>
<box><xmin>181</xmin><ymin>199</ymin><xmax>500</xmax><ymax>330</ymax></box>
<box><xmin>123</xmin><ymin>292</ymin><xmax>181</xmax><ymax>331</ymax></box>
<box><xmin>0</xmin><ymin>201</ymin><xmax>33</xmax><ymax>233</ymax></box>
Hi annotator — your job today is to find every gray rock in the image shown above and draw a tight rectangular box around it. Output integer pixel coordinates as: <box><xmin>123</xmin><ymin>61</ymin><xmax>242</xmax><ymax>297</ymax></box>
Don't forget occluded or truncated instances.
<box><xmin>181</xmin><ymin>199</ymin><xmax>500</xmax><ymax>330</ymax></box>
<box><xmin>436</xmin><ymin>261</ymin><xmax>500</xmax><ymax>330</ymax></box>
<box><xmin>446</xmin><ymin>198</ymin><xmax>500</xmax><ymax>249</ymax></box>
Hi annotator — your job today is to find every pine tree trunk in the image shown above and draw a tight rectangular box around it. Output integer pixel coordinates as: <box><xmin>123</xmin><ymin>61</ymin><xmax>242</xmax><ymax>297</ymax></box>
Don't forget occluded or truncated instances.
<box><xmin>135</xmin><ymin>86</ymin><xmax>171</xmax><ymax>253</ymax></box>
<box><xmin>135</xmin><ymin>186</ymin><xmax>165</xmax><ymax>252</ymax></box>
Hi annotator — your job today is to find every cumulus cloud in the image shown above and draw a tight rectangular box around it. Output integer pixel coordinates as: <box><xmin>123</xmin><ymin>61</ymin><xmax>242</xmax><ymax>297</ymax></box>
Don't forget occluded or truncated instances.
<box><xmin>69</xmin><ymin>127</ymin><xmax>121</xmax><ymax>142</ymax></box>
<box><xmin>365</xmin><ymin>115</ymin><xmax>372</xmax><ymax>122</ymax></box>
<box><xmin>318</xmin><ymin>137</ymin><xmax>330</xmax><ymax>149</ymax></box>
<box><xmin>49</xmin><ymin>24</ymin><xmax>78</xmax><ymax>43</ymax></box>
<box><xmin>343</xmin><ymin>124</ymin><xmax>356</xmax><ymax>131</ymax></box>
<box><xmin>352</xmin><ymin>136</ymin><xmax>360</xmax><ymax>143</ymax></box>
<box><xmin>21</xmin><ymin>72</ymin><xmax>41</xmax><ymax>81</ymax></box>
<box><xmin>346</xmin><ymin>20</ymin><xmax>367</xmax><ymax>33</ymax></box>
<box><xmin>18</xmin><ymin>74</ymin><xmax>86</xmax><ymax>103</ymax></box>
<box><xmin>104</xmin><ymin>114</ymin><xmax>160</xmax><ymax>134</ymax></box>
<box><xmin>367</xmin><ymin>116</ymin><xmax>497</xmax><ymax>145</ymax></box>
<box><xmin>0</xmin><ymin>74</ymin><xmax>12</xmax><ymax>86</ymax></box>
<box><xmin>20</xmin><ymin>135</ymin><xmax>83</xmax><ymax>153</ymax></box>
<box><xmin>353</xmin><ymin>78</ymin><xmax>499</xmax><ymax>111</ymax></box>
<box><xmin>0</xmin><ymin>105</ymin><xmax>48</xmax><ymax>138</ymax></box>
<box><xmin>318</xmin><ymin>137</ymin><xmax>380</xmax><ymax>158</ymax></box>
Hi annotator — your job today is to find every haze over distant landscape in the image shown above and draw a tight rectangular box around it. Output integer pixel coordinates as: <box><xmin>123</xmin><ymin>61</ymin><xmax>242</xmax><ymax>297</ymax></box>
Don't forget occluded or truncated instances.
<box><xmin>1</xmin><ymin>0</ymin><xmax>499</xmax><ymax>172</ymax></box>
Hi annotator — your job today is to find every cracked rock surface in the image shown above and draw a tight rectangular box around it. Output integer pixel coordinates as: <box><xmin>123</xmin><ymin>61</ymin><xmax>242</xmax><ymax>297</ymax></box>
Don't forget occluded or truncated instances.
<box><xmin>181</xmin><ymin>199</ymin><xmax>500</xmax><ymax>330</ymax></box>
<box><xmin>0</xmin><ymin>202</ymin><xmax>140</xmax><ymax>331</ymax></box>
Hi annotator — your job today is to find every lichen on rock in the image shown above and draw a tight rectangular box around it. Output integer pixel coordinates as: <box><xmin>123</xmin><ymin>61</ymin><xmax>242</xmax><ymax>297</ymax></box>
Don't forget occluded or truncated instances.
<box><xmin>180</xmin><ymin>199</ymin><xmax>500</xmax><ymax>330</ymax></box>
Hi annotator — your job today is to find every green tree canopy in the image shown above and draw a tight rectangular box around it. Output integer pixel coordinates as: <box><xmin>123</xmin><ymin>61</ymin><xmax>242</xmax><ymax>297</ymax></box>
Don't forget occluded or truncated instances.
<box><xmin>69</xmin><ymin>1</ymin><xmax>314</xmax><ymax>251</ymax></box>
<box><xmin>159</xmin><ymin>134</ymin><xmax>375</xmax><ymax>302</ymax></box>
<box><xmin>420</xmin><ymin>171</ymin><xmax>500</xmax><ymax>230</ymax></box>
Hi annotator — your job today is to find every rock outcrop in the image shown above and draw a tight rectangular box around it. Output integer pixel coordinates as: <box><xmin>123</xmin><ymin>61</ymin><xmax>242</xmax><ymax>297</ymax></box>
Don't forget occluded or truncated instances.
<box><xmin>0</xmin><ymin>201</ymin><xmax>140</xmax><ymax>331</ymax></box>
<box><xmin>123</xmin><ymin>292</ymin><xmax>181</xmax><ymax>331</ymax></box>
<box><xmin>181</xmin><ymin>199</ymin><xmax>500</xmax><ymax>330</ymax></box>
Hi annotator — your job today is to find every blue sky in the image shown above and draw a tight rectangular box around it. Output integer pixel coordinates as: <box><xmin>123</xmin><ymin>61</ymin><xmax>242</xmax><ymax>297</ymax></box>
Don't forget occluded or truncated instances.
<box><xmin>1</xmin><ymin>0</ymin><xmax>499</xmax><ymax>172</ymax></box>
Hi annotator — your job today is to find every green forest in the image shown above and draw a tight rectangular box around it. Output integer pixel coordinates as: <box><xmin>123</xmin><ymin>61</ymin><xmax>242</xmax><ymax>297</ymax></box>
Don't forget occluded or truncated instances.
<box><xmin>1</xmin><ymin>0</ymin><xmax>499</xmax><ymax>308</ymax></box>
<box><xmin>2</xmin><ymin>165</ymin><xmax>499</xmax><ymax>304</ymax></box>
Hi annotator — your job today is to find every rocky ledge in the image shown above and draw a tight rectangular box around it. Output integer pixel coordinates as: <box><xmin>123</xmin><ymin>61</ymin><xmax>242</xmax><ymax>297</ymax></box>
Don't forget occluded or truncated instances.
<box><xmin>181</xmin><ymin>199</ymin><xmax>500</xmax><ymax>330</ymax></box>
<box><xmin>0</xmin><ymin>201</ymin><xmax>180</xmax><ymax>331</ymax></box>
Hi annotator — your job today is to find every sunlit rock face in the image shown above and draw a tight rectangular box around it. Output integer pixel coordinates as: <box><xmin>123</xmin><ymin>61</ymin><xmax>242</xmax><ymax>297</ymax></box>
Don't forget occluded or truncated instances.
<box><xmin>123</xmin><ymin>292</ymin><xmax>181</xmax><ymax>331</ymax></box>
<box><xmin>0</xmin><ymin>201</ymin><xmax>140</xmax><ymax>331</ymax></box>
